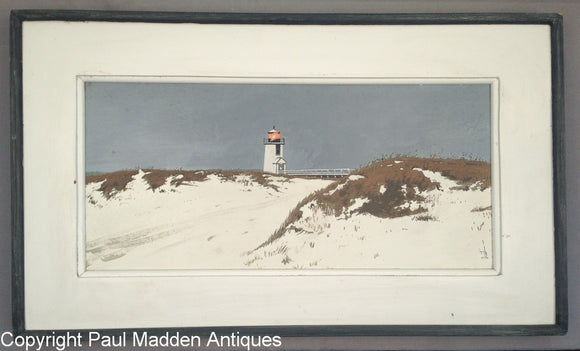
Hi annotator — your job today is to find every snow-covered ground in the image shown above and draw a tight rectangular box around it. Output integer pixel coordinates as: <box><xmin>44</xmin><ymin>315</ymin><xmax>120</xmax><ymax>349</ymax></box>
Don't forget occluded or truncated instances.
<box><xmin>85</xmin><ymin>170</ymin><xmax>332</xmax><ymax>270</ymax></box>
<box><xmin>246</xmin><ymin>168</ymin><xmax>492</xmax><ymax>270</ymax></box>
<box><xmin>86</xmin><ymin>165</ymin><xmax>492</xmax><ymax>271</ymax></box>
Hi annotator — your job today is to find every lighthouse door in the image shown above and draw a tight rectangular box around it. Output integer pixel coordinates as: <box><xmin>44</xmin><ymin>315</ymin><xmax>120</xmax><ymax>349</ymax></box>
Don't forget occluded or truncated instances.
<box><xmin>277</xmin><ymin>163</ymin><xmax>286</xmax><ymax>174</ymax></box>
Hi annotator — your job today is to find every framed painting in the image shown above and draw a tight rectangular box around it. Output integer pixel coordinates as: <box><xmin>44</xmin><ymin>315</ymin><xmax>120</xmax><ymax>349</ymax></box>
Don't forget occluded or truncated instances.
<box><xmin>11</xmin><ymin>11</ymin><xmax>566</xmax><ymax>336</ymax></box>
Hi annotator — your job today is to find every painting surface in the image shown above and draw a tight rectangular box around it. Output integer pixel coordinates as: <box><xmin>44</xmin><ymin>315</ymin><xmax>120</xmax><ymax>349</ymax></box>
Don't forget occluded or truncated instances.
<box><xmin>84</xmin><ymin>82</ymin><xmax>492</xmax><ymax>271</ymax></box>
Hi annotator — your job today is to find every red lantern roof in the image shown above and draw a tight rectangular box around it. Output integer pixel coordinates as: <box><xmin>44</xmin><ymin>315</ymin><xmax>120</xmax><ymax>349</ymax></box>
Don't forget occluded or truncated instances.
<box><xmin>267</xmin><ymin>128</ymin><xmax>282</xmax><ymax>141</ymax></box>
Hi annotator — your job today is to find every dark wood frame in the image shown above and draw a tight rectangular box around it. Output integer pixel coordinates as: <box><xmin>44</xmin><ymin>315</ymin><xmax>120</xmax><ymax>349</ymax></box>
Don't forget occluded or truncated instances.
<box><xmin>10</xmin><ymin>10</ymin><xmax>566</xmax><ymax>337</ymax></box>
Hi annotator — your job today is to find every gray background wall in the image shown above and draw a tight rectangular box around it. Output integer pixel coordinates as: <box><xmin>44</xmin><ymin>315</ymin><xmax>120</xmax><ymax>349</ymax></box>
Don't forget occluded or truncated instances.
<box><xmin>0</xmin><ymin>1</ymin><xmax>578</xmax><ymax>350</ymax></box>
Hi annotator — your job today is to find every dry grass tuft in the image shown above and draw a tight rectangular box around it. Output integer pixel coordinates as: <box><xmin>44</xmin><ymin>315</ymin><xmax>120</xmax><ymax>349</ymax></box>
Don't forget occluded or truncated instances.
<box><xmin>254</xmin><ymin>188</ymin><xmax>328</xmax><ymax>251</ymax></box>
<box><xmin>86</xmin><ymin>168</ymin><xmax>301</xmax><ymax>198</ymax></box>
<box><xmin>215</xmin><ymin>170</ymin><xmax>291</xmax><ymax>192</ymax></box>
<box><xmin>316</xmin><ymin>159</ymin><xmax>437</xmax><ymax>219</ymax></box>
<box><xmin>86</xmin><ymin>170</ymin><xmax>139</xmax><ymax>199</ymax></box>
<box><xmin>384</xmin><ymin>157</ymin><xmax>491</xmax><ymax>190</ymax></box>
<box><xmin>471</xmin><ymin>205</ymin><xmax>492</xmax><ymax>212</ymax></box>
<box><xmin>141</xmin><ymin>169</ymin><xmax>208</xmax><ymax>190</ymax></box>
<box><xmin>413</xmin><ymin>214</ymin><xmax>438</xmax><ymax>222</ymax></box>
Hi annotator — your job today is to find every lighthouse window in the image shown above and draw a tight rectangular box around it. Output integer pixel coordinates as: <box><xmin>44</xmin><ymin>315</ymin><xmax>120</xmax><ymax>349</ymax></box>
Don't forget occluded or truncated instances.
<box><xmin>276</xmin><ymin>144</ymin><xmax>281</xmax><ymax>156</ymax></box>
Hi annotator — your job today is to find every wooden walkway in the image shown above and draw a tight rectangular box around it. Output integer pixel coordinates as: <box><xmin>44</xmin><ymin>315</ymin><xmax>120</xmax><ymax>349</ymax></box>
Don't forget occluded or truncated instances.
<box><xmin>284</xmin><ymin>168</ymin><xmax>352</xmax><ymax>178</ymax></box>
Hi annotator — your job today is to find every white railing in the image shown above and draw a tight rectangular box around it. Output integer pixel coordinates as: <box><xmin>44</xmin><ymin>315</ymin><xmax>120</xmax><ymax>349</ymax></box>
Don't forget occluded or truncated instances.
<box><xmin>284</xmin><ymin>168</ymin><xmax>352</xmax><ymax>177</ymax></box>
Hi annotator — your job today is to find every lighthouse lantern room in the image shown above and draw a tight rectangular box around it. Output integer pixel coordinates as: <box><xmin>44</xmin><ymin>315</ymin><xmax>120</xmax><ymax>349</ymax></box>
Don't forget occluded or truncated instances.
<box><xmin>263</xmin><ymin>127</ymin><xmax>286</xmax><ymax>174</ymax></box>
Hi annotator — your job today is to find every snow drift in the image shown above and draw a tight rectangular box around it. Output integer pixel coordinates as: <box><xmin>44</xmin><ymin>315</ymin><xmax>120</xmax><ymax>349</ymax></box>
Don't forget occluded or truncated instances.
<box><xmin>246</xmin><ymin>158</ymin><xmax>493</xmax><ymax>270</ymax></box>
<box><xmin>85</xmin><ymin>169</ymin><xmax>332</xmax><ymax>270</ymax></box>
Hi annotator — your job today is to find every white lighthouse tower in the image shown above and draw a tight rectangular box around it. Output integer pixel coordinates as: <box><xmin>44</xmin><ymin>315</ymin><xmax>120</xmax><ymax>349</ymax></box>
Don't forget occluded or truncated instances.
<box><xmin>263</xmin><ymin>127</ymin><xmax>286</xmax><ymax>174</ymax></box>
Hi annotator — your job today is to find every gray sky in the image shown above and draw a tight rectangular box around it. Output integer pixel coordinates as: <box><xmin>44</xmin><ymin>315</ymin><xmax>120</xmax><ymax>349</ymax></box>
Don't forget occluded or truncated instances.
<box><xmin>85</xmin><ymin>82</ymin><xmax>490</xmax><ymax>173</ymax></box>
